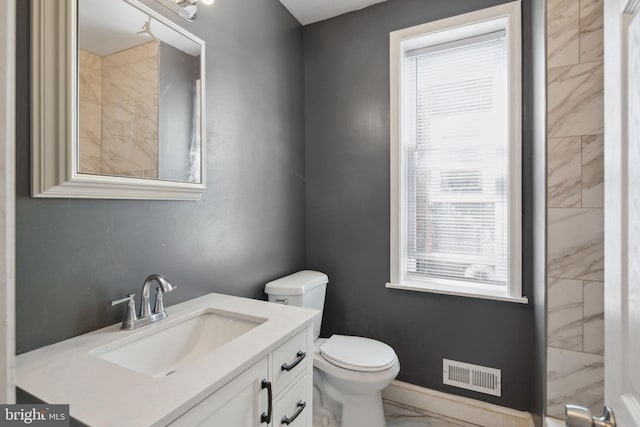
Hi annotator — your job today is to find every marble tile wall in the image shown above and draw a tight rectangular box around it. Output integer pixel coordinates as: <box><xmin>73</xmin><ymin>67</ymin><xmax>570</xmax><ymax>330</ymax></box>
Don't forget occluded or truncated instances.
<box><xmin>101</xmin><ymin>42</ymin><xmax>159</xmax><ymax>179</ymax></box>
<box><xmin>547</xmin><ymin>348</ymin><xmax>604</xmax><ymax>419</ymax></box>
<box><xmin>546</xmin><ymin>0</ymin><xmax>604</xmax><ymax>419</ymax></box>
<box><xmin>78</xmin><ymin>50</ymin><xmax>102</xmax><ymax>175</ymax></box>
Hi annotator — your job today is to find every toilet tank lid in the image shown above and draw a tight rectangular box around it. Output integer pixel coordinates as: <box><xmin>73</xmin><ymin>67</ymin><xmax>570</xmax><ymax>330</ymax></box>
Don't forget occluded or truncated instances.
<box><xmin>265</xmin><ymin>270</ymin><xmax>328</xmax><ymax>295</ymax></box>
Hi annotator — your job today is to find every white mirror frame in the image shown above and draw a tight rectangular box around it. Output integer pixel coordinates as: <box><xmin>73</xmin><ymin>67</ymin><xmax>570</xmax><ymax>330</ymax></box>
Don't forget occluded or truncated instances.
<box><xmin>31</xmin><ymin>0</ymin><xmax>206</xmax><ymax>200</ymax></box>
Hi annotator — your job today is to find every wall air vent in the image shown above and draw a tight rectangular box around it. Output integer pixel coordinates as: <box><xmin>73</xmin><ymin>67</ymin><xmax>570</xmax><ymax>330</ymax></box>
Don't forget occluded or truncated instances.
<box><xmin>443</xmin><ymin>359</ymin><xmax>501</xmax><ymax>397</ymax></box>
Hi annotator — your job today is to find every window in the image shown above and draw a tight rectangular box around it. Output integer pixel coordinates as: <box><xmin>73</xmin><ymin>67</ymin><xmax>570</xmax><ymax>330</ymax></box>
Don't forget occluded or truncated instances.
<box><xmin>388</xmin><ymin>1</ymin><xmax>526</xmax><ymax>303</ymax></box>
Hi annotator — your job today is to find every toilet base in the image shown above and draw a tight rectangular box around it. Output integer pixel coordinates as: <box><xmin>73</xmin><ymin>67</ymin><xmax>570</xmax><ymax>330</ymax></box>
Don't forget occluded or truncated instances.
<box><xmin>312</xmin><ymin>415</ymin><xmax>339</xmax><ymax>427</ymax></box>
<box><xmin>340</xmin><ymin>392</ymin><xmax>386</xmax><ymax>427</ymax></box>
<box><xmin>311</xmin><ymin>393</ymin><xmax>386</xmax><ymax>427</ymax></box>
<box><xmin>313</xmin><ymin>365</ymin><xmax>393</xmax><ymax>427</ymax></box>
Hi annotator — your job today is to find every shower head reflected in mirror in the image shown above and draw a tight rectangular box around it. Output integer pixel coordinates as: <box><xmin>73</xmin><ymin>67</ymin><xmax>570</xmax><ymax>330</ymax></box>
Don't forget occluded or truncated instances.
<box><xmin>155</xmin><ymin>0</ymin><xmax>214</xmax><ymax>22</ymax></box>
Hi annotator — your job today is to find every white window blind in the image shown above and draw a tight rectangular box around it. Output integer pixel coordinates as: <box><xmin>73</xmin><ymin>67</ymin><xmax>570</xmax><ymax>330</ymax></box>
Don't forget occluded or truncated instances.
<box><xmin>402</xmin><ymin>30</ymin><xmax>509</xmax><ymax>289</ymax></box>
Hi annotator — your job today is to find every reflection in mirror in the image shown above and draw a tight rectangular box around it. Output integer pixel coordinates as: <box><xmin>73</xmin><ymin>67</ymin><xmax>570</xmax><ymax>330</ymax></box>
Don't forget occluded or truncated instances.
<box><xmin>78</xmin><ymin>0</ymin><xmax>202</xmax><ymax>183</ymax></box>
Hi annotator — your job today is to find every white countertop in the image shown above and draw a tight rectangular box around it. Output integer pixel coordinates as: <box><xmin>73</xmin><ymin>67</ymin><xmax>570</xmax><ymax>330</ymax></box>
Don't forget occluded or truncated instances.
<box><xmin>16</xmin><ymin>293</ymin><xmax>319</xmax><ymax>427</ymax></box>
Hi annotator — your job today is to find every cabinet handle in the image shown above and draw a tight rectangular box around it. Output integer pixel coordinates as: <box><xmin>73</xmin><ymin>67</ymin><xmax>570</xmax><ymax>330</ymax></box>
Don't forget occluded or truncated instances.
<box><xmin>281</xmin><ymin>400</ymin><xmax>306</xmax><ymax>425</ymax></box>
<box><xmin>260</xmin><ymin>380</ymin><xmax>273</xmax><ymax>424</ymax></box>
<box><xmin>281</xmin><ymin>351</ymin><xmax>306</xmax><ymax>372</ymax></box>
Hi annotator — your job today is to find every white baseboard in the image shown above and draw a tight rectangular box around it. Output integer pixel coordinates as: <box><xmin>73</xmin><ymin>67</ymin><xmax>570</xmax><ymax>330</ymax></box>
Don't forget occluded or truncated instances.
<box><xmin>382</xmin><ymin>380</ymin><xmax>535</xmax><ymax>427</ymax></box>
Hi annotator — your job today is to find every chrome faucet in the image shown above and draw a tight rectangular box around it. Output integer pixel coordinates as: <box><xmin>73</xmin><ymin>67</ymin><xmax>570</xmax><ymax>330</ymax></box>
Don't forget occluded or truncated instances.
<box><xmin>140</xmin><ymin>273</ymin><xmax>176</xmax><ymax>319</ymax></box>
<box><xmin>110</xmin><ymin>274</ymin><xmax>177</xmax><ymax>330</ymax></box>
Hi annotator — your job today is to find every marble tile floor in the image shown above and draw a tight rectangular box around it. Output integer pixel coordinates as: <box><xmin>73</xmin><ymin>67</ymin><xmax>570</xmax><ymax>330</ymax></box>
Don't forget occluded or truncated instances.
<box><xmin>314</xmin><ymin>400</ymin><xmax>480</xmax><ymax>427</ymax></box>
<box><xmin>383</xmin><ymin>401</ymin><xmax>481</xmax><ymax>427</ymax></box>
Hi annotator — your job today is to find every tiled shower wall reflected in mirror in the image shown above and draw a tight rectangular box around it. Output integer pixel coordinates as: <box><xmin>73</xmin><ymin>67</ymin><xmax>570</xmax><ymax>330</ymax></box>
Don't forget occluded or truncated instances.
<box><xmin>79</xmin><ymin>42</ymin><xmax>160</xmax><ymax>178</ymax></box>
<box><xmin>546</xmin><ymin>0</ymin><xmax>605</xmax><ymax>419</ymax></box>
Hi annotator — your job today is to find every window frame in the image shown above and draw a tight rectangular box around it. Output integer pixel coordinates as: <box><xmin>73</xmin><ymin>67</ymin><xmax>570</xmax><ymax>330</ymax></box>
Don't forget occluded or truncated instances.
<box><xmin>388</xmin><ymin>1</ymin><xmax>526</xmax><ymax>304</ymax></box>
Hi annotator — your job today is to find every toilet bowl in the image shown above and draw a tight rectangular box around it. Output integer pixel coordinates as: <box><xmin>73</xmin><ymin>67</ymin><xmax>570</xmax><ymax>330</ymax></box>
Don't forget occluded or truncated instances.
<box><xmin>265</xmin><ymin>271</ymin><xmax>400</xmax><ymax>427</ymax></box>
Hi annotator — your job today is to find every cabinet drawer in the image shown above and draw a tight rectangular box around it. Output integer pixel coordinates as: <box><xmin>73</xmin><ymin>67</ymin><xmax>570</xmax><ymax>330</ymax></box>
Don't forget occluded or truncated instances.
<box><xmin>271</xmin><ymin>329</ymin><xmax>308</xmax><ymax>396</ymax></box>
<box><xmin>273</xmin><ymin>375</ymin><xmax>310</xmax><ymax>427</ymax></box>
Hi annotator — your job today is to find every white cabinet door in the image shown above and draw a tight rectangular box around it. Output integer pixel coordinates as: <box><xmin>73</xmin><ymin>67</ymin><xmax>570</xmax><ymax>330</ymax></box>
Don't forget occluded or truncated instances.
<box><xmin>169</xmin><ymin>358</ymin><xmax>269</xmax><ymax>427</ymax></box>
<box><xmin>600</xmin><ymin>0</ymin><xmax>640</xmax><ymax>426</ymax></box>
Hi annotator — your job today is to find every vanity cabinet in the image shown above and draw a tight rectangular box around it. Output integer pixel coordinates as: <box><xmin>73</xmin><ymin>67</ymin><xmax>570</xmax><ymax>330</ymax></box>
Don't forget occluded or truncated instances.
<box><xmin>16</xmin><ymin>293</ymin><xmax>319</xmax><ymax>426</ymax></box>
<box><xmin>169</xmin><ymin>327</ymin><xmax>312</xmax><ymax>427</ymax></box>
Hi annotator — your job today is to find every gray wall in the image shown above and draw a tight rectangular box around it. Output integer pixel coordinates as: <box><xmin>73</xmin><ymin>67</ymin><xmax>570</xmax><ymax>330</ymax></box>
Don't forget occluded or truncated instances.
<box><xmin>15</xmin><ymin>0</ymin><xmax>305</xmax><ymax>354</ymax></box>
<box><xmin>303</xmin><ymin>0</ymin><xmax>539</xmax><ymax>411</ymax></box>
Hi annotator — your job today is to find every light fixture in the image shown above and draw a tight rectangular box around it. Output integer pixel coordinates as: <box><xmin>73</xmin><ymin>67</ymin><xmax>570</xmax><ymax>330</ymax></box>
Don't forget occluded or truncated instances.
<box><xmin>155</xmin><ymin>0</ymin><xmax>214</xmax><ymax>22</ymax></box>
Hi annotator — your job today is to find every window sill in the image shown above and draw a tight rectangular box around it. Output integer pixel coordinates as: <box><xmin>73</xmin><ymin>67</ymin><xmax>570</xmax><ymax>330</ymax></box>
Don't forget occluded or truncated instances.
<box><xmin>385</xmin><ymin>282</ymin><xmax>529</xmax><ymax>304</ymax></box>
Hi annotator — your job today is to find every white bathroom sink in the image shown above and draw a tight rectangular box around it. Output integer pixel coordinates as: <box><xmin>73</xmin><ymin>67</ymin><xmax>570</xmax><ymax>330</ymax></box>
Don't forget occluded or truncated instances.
<box><xmin>91</xmin><ymin>309</ymin><xmax>266</xmax><ymax>378</ymax></box>
<box><xmin>17</xmin><ymin>293</ymin><xmax>318</xmax><ymax>427</ymax></box>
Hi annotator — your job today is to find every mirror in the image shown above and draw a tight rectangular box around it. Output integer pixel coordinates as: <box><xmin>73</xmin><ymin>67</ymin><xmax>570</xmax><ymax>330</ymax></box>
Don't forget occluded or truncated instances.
<box><xmin>78</xmin><ymin>0</ymin><xmax>202</xmax><ymax>183</ymax></box>
<box><xmin>31</xmin><ymin>0</ymin><xmax>206</xmax><ymax>200</ymax></box>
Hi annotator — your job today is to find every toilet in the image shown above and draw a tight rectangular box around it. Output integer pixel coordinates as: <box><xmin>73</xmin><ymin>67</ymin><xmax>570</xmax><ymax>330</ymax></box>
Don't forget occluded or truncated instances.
<box><xmin>265</xmin><ymin>270</ymin><xmax>399</xmax><ymax>427</ymax></box>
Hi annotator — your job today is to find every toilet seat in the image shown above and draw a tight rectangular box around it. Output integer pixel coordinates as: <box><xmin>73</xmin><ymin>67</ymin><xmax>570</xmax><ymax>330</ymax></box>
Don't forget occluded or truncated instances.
<box><xmin>318</xmin><ymin>335</ymin><xmax>397</xmax><ymax>372</ymax></box>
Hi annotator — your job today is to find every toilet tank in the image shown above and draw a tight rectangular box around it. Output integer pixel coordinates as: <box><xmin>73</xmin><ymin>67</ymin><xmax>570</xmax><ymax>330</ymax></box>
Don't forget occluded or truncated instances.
<box><xmin>264</xmin><ymin>270</ymin><xmax>328</xmax><ymax>340</ymax></box>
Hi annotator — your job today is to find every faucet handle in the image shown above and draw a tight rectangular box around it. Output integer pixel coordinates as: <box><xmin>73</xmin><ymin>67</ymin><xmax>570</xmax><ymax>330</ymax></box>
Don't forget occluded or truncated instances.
<box><xmin>153</xmin><ymin>290</ymin><xmax>166</xmax><ymax>315</ymax></box>
<box><xmin>110</xmin><ymin>294</ymin><xmax>138</xmax><ymax>330</ymax></box>
<box><xmin>110</xmin><ymin>294</ymin><xmax>135</xmax><ymax>306</ymax></box>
